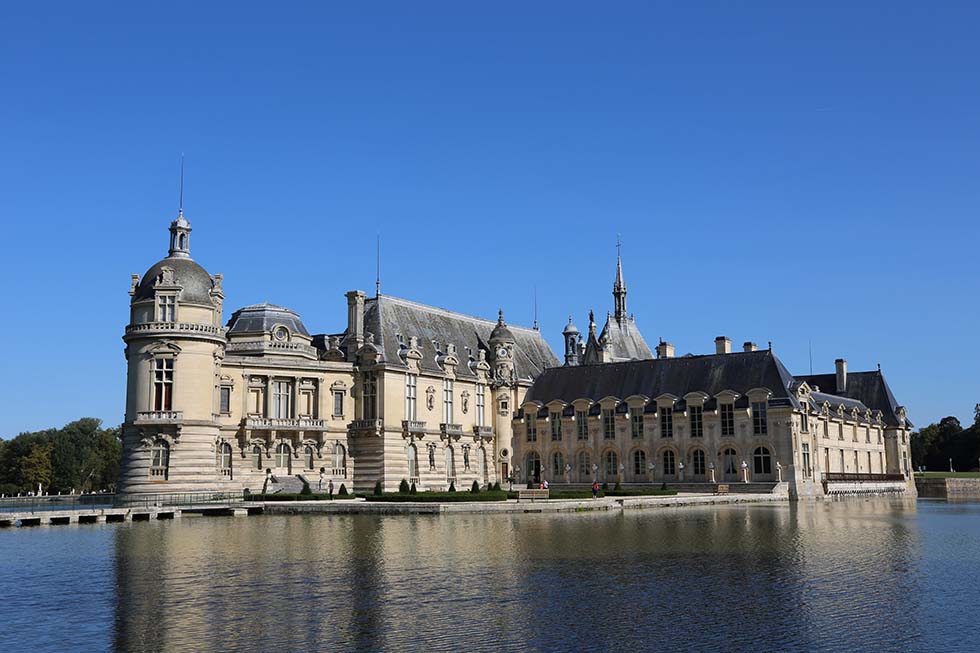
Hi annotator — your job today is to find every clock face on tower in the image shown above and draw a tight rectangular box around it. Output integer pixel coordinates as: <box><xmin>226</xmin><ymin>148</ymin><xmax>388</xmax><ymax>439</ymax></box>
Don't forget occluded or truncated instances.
<box><xmin>496</xmin><ymin>347</ymin><xmax>509</xmax><ymax>359</ymax></box>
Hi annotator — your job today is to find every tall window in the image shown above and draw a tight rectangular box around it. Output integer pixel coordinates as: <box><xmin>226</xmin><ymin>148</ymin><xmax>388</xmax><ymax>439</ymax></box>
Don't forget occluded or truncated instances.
<box><xmin>362</xmin><ymin>373</ymin><xmax>378</xmax><ymax>420</ymax></box>
<box><xmin>153</xmin><ymin>358</ymin><xmax>174</xmax><ymax>411</ymax></box>
<box><xmin>217</xmin><ymin>442</ymin><xmax>232</xmax><ymax>477</ymax></box>
<box><xmin>837</xmin><ymin>423</ymin><xmax>844</xmax><ymax>440</ymax></box>
<box><xmin>405</xmin><ymin>374</ymin><xmax>418</xmax><ymax>421</ymax></box>
<box><xmin>723</xmin><ymin>448</ymin><xmax>738</xmax><ymax>476</ymax></box>
<box><xmin>578</xmin><ymin>451</ymin><xmax>592</xmax><ymax>478</ymax></box>
<box><xmin>867</xmin><ymin>451</ymin><xmax>872</xmax><ymax>473</ymax></box>
<box><xmin>407</xmin><ymin>444</ymin><xmax>418</xmax><ymax>480</ymax></box>
<box><xmin>865</xmin><ymin>425</ymin><xmax>871</xmax><ymax>443</ymax></box>
<box><xmin>442</xmin><ymin>379</ymin><xmax>454</xmax><ymax>424</ymax></box>
<box><xmin>752</xmin><ymin>401</ymin><xmax>768</xmax><ymax>435</ymax></box>
<box><xmin>753</xmin><ymin>447</ymin><xmax>772</xmax><ymax>475</ymax></box>
<box><xmin>476</xmin><ymin>384</ymin><xmax>486</xmax><ymax>426</ymax></box>
<box><xmin>276</xmin><ymin>442</ymin><xmax>291</xmax><ymax>470</ymax></box>
<box><xmin>526</xmin><ymin>415</ymin><xmax>537</xmax><ymax>442</ymax></box>
<box><xmin>720</xmin><ymin>404</ymin><xmax>735</xmax><ymax>437</ymax></box>
<box><xmin>149</xmin><ymin>440</ymin><xmax>169</xmax><ymax>478</ymax></box>
<box><xmin>690</xmin><ymin>405</ymin><xmax>703</xmax><ymax>438</ymax></box>
<box><xmin>693</xmin><ymin>449</ymin><xmax>706</xmax><ymax>476</ymax></box>
<box><xmin>273</xmin><ymin>381</ymin><xmax>292</xmax><ymax>419</ymax></box>
<box><xmin>333</xmin><ymin>443</ymin><xmax>347</xmax><ymax>477</ymax></box>
<box><xmin>633</xmin><ymin>449</ymin><xmax>646</xmax><ymax>476</ymax></box>
<box><xmin>802</xmin><ymin>443</ymin><xmax>811</xmax><ymax>478</ymax></box>
<box><xmin>800</xmin><ymin>410</ymin><xmax>809</xmax><ymax>433</ymax></box>
<box><xmin>604</xmin><ymin>450</ymin><xmax>618</xmax><ymax>478</ymax></box>
<box><xmin>602</xmin><ymin>409</ymin><xmax>615</xmax><ymax>440</ymax></box>
<box><xmin>550</xmin><ymin>412</ymin><xmax>562</xmax><ymax>441</ymax></box>
<box><xmin>822</xmin><ymin>421</ymin><xmax>829</xmax><ymax>439</ymax></box>
<box><xmin>333</xmin><ymin>391</ymin><xmax>344</xmax><ymax>417</ymax></box>
<box><xmin>553</xmin><ymin>451</ymin><xmax>565</xmax><ymax>478</ymax></box>
<box><xmin>576</xmin><ymin>411</ymin><xmax>588</xmax><ymax>440</ymax></box>
<box><xmin>219</xmin><ymin>387</ymin><xmax>231</xmax><ymax>414</ymax></box>
<box><xmin>304</xmin><ymin>445</ymin><xmax>315</xmax><ymax>470</ymax></box>
<box><xmin>252</xmin><ymin>445</ymin><xmax>262</xmax><ymax>470</ymax></box>
<box><xmin>157</xmin><ymin>294</ymin><xmax>176</xmax><ymax>322</ymax></box>
<box><xmin>660</xmin><ymin>407</ymin><xmax>673</xmax><ymax>438</ymax></box>
<box><xmin>662</xmin><ymin>450</ymin><xmax>676</xmax><ymax>476</ymax></box>
<box><xmin>631</xmin><ymin>412</ymin><xmax>644</xmax><ymax>439</ymax></box>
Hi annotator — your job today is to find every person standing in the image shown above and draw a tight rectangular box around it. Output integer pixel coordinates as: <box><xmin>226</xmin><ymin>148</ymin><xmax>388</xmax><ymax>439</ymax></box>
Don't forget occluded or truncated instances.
<box><xmin>328</xmin><ymin>479</ymin><xmax>335</xmax><ymax>500</ymax></box>
<box><xmin>592</xmin><ymin>480</ymin><xmax>599</xmax><ymax>499</ymax></box>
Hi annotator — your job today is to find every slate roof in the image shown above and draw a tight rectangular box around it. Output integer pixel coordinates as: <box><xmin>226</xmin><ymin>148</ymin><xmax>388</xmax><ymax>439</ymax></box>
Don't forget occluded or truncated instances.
<box><xmin>133</xmin><ymin>256</ymin><xmax>215</xmax><ymax>305</ymax></box>
<box><xmin>525</xmin><ymin>350</ymin><xmax>798</xmax><ymax>408</ymax></box>
<box><xmin>356</xmin><ymin>295</ymin><xmax>560</xmax><ymax>380</ymax></box>
<box><xmin>798</xmin><ymin>371</ymin><xmax>907</xmax><ymax>427</ymax></box>
<box><xmin>226</xmin><ymin>303</ymin><xmax>311</xmax><ymax>337</ymax></box>
<box><xmin>595</xmin><ymin>314</ymin><xmax>654</xmax><ymax>362</ymax></box>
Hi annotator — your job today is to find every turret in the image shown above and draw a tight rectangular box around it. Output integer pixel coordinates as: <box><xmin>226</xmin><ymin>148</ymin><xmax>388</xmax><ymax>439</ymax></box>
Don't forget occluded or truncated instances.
<box><xmin>562</xmin><ymin>316</ymin><xmax>581</xmax><ymax>366</ymax></box>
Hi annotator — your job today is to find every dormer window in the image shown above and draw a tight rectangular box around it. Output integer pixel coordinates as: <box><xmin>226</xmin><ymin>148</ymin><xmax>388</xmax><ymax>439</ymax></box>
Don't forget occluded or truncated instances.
<box><xmin>157</xmin><ymin>295</ymin><xmax>176</xmax><ymax>322</ymax></box>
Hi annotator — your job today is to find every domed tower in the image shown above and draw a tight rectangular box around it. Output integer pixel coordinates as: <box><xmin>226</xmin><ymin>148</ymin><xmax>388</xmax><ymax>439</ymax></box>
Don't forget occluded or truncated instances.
<box><xmin>488</xmin><ymin>309</ymin><xmax>516</xmax><ymax>384</ymax></box>
<box><xmin>488</xmin><ymin>309</ymin><xmax>518</xmax><ymax>483</ymax></box>
<box><xmin>119</xmin><ymin>209</ymin><xmax>230</xmax><ymax>494</ymax></box>
<box><xmin>562</xmin><ymin>316</ymin><xmax>581</xmax><ymax>366</ymax></box>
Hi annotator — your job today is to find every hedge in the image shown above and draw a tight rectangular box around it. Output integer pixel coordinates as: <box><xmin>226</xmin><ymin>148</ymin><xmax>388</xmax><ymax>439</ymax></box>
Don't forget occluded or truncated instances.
<box><xmin>365</xmin><ymin>491</ymin><xmax>510</xmax><ymax>503</ymax></box>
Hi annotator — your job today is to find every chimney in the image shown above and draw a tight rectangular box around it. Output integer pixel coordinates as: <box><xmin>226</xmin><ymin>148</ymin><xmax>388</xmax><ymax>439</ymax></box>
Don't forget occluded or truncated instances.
<box><xmin>656</xmin><ymin>340</ymin><xmax>675</xmax><ymax>359</ymax></box>
<box><xmin>345</xmin><ymin>290</ymin><xmax>366</xmax><ymax>356</ymax></box>
<box><xmin>835</xmin><ymin>358</ymin><xmax>847</xmax><ymax>393</ymax></box>
<box><xmin>743</xmin><ymin>341</ymin><xmax>757</xmax><ymax>352</ymax></box>
<box><xmin>715</xmin><ymin>336</ymin><xmax>731</xmax><ymax>355</ymax></box>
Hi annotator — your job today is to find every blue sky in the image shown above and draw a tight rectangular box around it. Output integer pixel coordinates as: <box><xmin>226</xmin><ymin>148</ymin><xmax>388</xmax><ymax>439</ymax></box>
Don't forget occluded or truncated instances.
<box><xmin>1</xmin><ymin>2</ymin><xmax>978</xmax><ymax>435</ymax></box>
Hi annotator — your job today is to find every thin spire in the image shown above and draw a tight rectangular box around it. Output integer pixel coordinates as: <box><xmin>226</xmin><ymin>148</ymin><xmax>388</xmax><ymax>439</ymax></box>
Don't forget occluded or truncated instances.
<box><xmin>375</xmin><ymin>234</ymin><xmax>381</xmax><ymax>297</ymax></box>
<box><xmin>533</xmin><ymin>286</ymin><xmax>539</xmax><ymax>330</ymax></box>
<box><xmin>178</xmin><ymin>153</ymin><xmax>185</xmax><ymax>217</ymax></box>
<box><xmin>613</xmin><ymin>235</ymin><xmax>627</xmax><ymax>319</ymax></box>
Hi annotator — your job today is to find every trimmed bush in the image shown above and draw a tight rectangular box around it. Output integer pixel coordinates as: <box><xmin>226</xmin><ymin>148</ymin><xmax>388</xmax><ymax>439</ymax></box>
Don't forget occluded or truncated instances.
<box><xmin>299</xmin><ymin>479</ymin><xmax>313</xmax><ymax>496</ymax></box>
<box><xmin>527</xmin><ymin>481</ymin><xmax>534</xmax><ymax>489</ymax></box>
<box><xmin>613</xmin><ymin>481</ymin><xmax>622</xmax><ymax>492</ymax></box>
<box><xmin>601</xmin><ymin>482</ymin><xmax>609</xmax><ymax>491</ymax></box>
<box><xmin>606</xmin><ymin>489</ymin><xmax>677</xmax><ymax>497</ymax></box>
<box><xmin>398</xmin><ymin>479</ymin><xmax>410</xmax><ymax>494</ymax></box>
<box><xmin>492</xmin><ymin>481</ymin><xmax>501</xmax><ymax>491</ymax></box>
<box><xmin>471</xmin><ymin>480</ymin><xmax>480</xmax><ymax>493</ymax></box>
<box><xmin>375</xmin><ymin>480</ymin><xmax>385</xmax><ymax>496</ymax></box>
<box><xmin>409</xmin><ymin>482</ymin><xmax>417</xmax><ymax>495</ymax></box>
<box><xmin>448</xmin><ymin>481</ymin><xmax>456</xmax><ymax>493</ymax></box>
<box><xmin>365</xmin><ymin>491</ymin><xmax>509</xmax><ymax>503</ymax></box>
<box><xmin>338</xmin><ymin>483</ymin><xmax>349</xmax><ymax>497</ymax></box>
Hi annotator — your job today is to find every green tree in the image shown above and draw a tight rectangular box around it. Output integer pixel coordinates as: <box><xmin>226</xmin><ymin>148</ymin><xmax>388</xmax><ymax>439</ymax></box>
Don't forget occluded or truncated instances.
<box><xmin>21</xmin><ymin>442</ymin><xmax>54</xmax><ymax>492</ymax></box>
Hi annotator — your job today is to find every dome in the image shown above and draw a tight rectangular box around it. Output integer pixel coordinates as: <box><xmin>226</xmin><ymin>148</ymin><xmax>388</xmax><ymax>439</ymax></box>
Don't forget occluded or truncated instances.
<box><xmin>133</xmin><ymin>256</ymin><xmax>215</xmax><ymax>305</ymax></box>
<box><xmin>488</xmin><ymin>309</ymin><xmax>515</xmax><ymax>344</ymax></box>
<box><xmin>226</xmin><ymin>303</ymin><xmax>311</xmax><ymax>337</ymax></box>
<box><xmin>562</xmin><ymin>316</ymin><xmax>579</xmax><ymax>335</ymax></box>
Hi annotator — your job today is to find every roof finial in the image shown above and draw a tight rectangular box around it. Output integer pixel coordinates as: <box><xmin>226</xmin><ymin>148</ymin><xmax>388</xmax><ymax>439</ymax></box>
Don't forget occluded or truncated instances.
<box><xmin>375</xmin><ymin>234</ymin><xmax>381</xmax><ymax>297</ymax></box>
<box><xmin>497</xmin><ymin>308</ymin><xmax>505</xmax><ymax>325</ymax></box>
<box><xmin>533</xmin><ymin>286</ymin><xmax>539</xmax><ymax>331</ymax></box>
<box><xmin>178</xmin><ymin>153</ymin><xmax>185</xmax><ymax>217</ymax></box>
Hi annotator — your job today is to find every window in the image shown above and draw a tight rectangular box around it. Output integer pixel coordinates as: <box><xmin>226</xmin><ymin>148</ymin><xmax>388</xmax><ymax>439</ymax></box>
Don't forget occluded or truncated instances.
<box><xmin>476</xmin><ymin>384</ymin><xmax>486</xmax><ymax>427</ymax></box>
<box><xmin>576</xmin><ymin>411</ymin><xmax>588</xmax><ymax>440</ymax></box>
<box><xmin>553</xmin><ymin>451</ymin><xmax>565</xmax><ymax>478</ymax></box>
<box><xmin>526</xmin><ymin>415</ymin><xmax>537</xmax><ymax>442</ymax></box>
<box><xmin>753</xmin><ymin>447</ymin><xmax>772</xmax><ymax>475</ymax></box>
<box><xmin>752</xmin><ymin>401</ymin><xmax>768</xmax><ymax>435</ymax></box>
<box><xmin>633</xmin><ymin>449</ymin><xmax>647</xmax><ymax>476</ymax></box>
<box><xmin>443</xmin><ymin>379</ymin><xmax>454</xmax><ymax>424</ymax></box>
<box><xmin>720</xmin><ymin>404</ymin><xmax>735</xmax><ymax>437</ymax></box>
<box><xmin>149</xmin><ymin>440</ymin><xmax>169</xmax><ymax>479</ymax></box>
<box><xmin>801</xmin><ymin>443</ymin><xmax>811</xmax><ymax>478</ymax></box>
<box><xmin>405</xmin><ymin>374</ymin><xmax>417</xmax><ymax>421</ymax></box>
<box><xmin>157</xmin><ymin>294</ymin><xmax>176</xmax><ymax>322</ymax></box>
<box><xmin>333</xmin><ymin>443</ymin><xmax>347</xmax><ymax>477</ymax></box>
<box><xmin>903</xmin><ymin>450</ymin><xmax>909</xmax><ymax>474</ymax></box>
<box><xmin>551</xmin><ymin>412</ymin><xmax>562</xmax><ymax>441</ymax></box>
<box><xmin>631</xmin><ymin>412</ymin><xmax>644</xmax><ymax>439</ymax></box>
<box><xmin>723</xmin><ymin>448</ymin><xmax>738</xmax><ymax>476</ymax></box>
<box><xmin>854</xmin><ymin>450</ymin><xmax>859</xmax><ymax>471</ymax></box>
<box><xmin>800</xmin><ymin>410</ymin><xmax>809</xmax><ymax>433</ymax></box>
<box><xmin>602</xmin><ymin>409</ymin><xmax>615</xmax><ymax>440</ymax></box>
<box><xmin>662</xmin><ymin>449</ymin><xmax>676</xmax><ymax>476</ymax></box>
<box><xmin>217</xmin><ymin>442</ymin><xmax>232</xmax><ymax>477</ymax></box>
<box><xmin>219</xmin><ymin>387</ymin><xmax>231</xmax><ymax>414</ymax></box>
<box><xmin>822</xmin><ymin>421</ymin><xmax>829</xmax><ymax>439</ymax></box>
<box><xmin>333</xmin><ymin>391</ymin><xmax>344</xmax><ymax>417</ymax></box>
<box><xmin>604</xmin><ymin>450</ymin><xmax>618</xmax><ymax>478</ymax></box>
<box><xmin>879</xmin><ymin>451</ymin><xmax>884</xmax><ymax>473</ymax></box>
<box><xmin>252</xmin><ymin>445</ymin><xmax>262</xmax><ymax>470</ymax></box>
<box><xmin>693</xmin><ymin>449</ymin><xmax>706</xmax><ymax>476</ymax></box>
<box><xmin>152</xmin><ymin>358</ymin><xmax>174</xmax><ymax>411</ymax></box>
<box><xmin>865</xmin><ymin>425</ymin><xmax>871</xmax><ymax>443</ymax></box>
<box><xmin>660</xmin><ymin>407</ymin><xmax>673</xmax><ymax>438</ymax></box>
<box><xmin>276</xmin><ymin>442</ymin><xmax>291</xmax><ymax>470</ymax></box>
<box><xmin>578</xmin><ymin>451</ymin><xmax>592</xmax><ymax>478</ymax></box>
<box><xmin>525</xmin><ymin>451</ymin><xmax>541</xmax><ymax>482</ymax></box>
<box><xmin>690</xmin><ymin>405</ymin><xmax>703</xmax><ymax>438</ymax></box>
<box><xmin>304</xmin><ymin>445</ymin><xmax>315</xmax><ymax>470</ymax></box>
<box><xmin>407</xmin><ymin>444</ymin><xmax>418</xmax><ymax>480</ymax></box>
<box><xmin>867</xmin><ymin>451</ymin><xmax>872</xmax><ymax>473</ymax></box>
<box><xmin>362</xmin><ymin>373</ymin><xmax>378</xmax><ymax>420</ymax></box>
<box><xmin>838</xmin><ymin>423</ymin><xmax>844</xmax><ymax>440</ymax></box>
<box><xmin>273</xmin><ymin>381</ymin><xmax>292</xmax><ymax>419</ymax></box>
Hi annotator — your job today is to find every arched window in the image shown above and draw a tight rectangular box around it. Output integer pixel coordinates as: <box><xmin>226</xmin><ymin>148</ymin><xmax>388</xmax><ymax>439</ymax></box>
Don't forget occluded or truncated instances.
<box><xmin>276</xmin><ymin>443</ymin><xmax>291</xmax><ymax>471</ymax></box>
<box><xmin>445</xmin><ymin>447</ymin><xmax>456</xmax><ymax>482</ymax></box>
<box><xmin>304</xmin><ymin>445</ymin><xmax>315</xmax><ymax>471</ymax></box>
<box><xmin>217</xmin><ymin>442</ymin><xmax>232</xmax><ymax>478</ymax></box>
<box><xmin>577</xmin><ymin>451</ymin><xmax>592</xmax><ymax>480</ymax></box>
<box><xmin>753</xmin><ymin>446</ymin><xmax>772</xmax><ymax>475</ymax></box>
<box><xmin>662</xmin><ymin>449</ymin><xmax>675</xmax><ymax>476</ymax></box>
<box><xmin>633</xmin><ymin>449</ymin><xmax>647</xmax><ymax>476</ymax></box>
<box><xmin>407</xmin><ymin>444</ymin><xmax>418</xmax><ymax>480</ymax></box>
<box><xmin>723</xmin><ymin>448</ymin><xmax>738</xmax><ymax>478</ymax></box>
<box><xmin>553</xmin><ymin>451</ymin><xmax>565</xmax><ymax>479</ymax></box>
<box><xmin>604</xmin><ymin>450</ymin><xmax>618</xmax><ymax>478</ymax></box>
<box><xmin>149</xmin><ymin>440</ymin><xmax>169</xmax><ymax>479</ymax></box>
<box><xmin>692</xmin><ymin>449</ymin><xmax>706</xmax><ymax>476</ymax></box>
<box><xmin>252</xmin><ymin>446</ymin><xmax>262</xmax><ymax>470</ymax></box>
<box><xmin>525</xmin><ymin>451</ymin><xmax>541</xmax><ymax>482</ymax></box>
<box><xmin>333</xmin><ymin>443</ymin><xmax>347</xmax><ymax>477</ymax></box>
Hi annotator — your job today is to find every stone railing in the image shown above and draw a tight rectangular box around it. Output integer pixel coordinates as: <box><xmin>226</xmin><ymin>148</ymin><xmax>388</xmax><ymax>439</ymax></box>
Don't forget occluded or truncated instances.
<box><xmin>126</xmin><ymin>322</ymin><xmax>224</xmax><ymax>337</ymax></box>
<box><xmin>244</xmin><ymin>417</ymin><xmax>327</xmax><ymax>430</ymax></box>
<box><xmin>473</xmin><ymin>425</ymin><xmax>493</xmax><ymax>439</ymax></box>
<box><xmin>135</xmin><ymin>410</ymin><xmax>183</xmax><ymax>422</ymax></box>
<box><xmin>350</xmin><ymin>419</ymin><xmax>383</xmax><ymax>435</ymax></box>
<box><xmin>226</xmin><ymin>341</ymin><xmax>319</xmax><ymax>357</ymax></box>
<box><xmin>440</xmin><ymin>423</ymin><xmax>463</xmax><ymax>438</ymax></box>
<box><xmin>402</xmin><ymin>420</ymin><xmax>427</xmax><ymax>436</ymax></box>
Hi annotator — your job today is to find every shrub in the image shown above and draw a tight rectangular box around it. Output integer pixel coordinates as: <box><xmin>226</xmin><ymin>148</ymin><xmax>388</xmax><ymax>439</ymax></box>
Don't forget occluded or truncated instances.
<box><xmin>409</xmin><ymin>482</ymin><xmax>417</xmax><ymax>494</ymax></box>
<box><xmin>527</xmin><ymin>481</ymin><xmax>534</xmax><ymax>489</ymax></box>
<box><xmin>471</xmin><ymin>480</ymin><xmax>480</xmax><ymax>493</ymax></box>
<box><xmin>613</xmin><ymin>481</ymin><xmax>622</xmax><ymax>492</ymax></box>
<box><xmin>601</xmin><ymin>482</ymin><xmax>609</xmax><ymax>491</ymax></box>
<box><xmin>365</xmin><ymin>491</ymin><xmax>509</xmax><ymax>503</ymax></box>
<box><xmin>660</xmin><ymin>482</ymin><xmax>668</xmax><ymax>491</ymax></box>
<box><xmin>375</xmin><ymin>480</ymin><xmax>385</xmax><ymax>496</ymax></box>
<box><xmin>492</xmin><ymin>481</ymin><xmax>501</xmax><ymax>491</ymax></box>
<box><xmin>299</xmin><ymin>479</ymin><xmax>313</xmax><ymax>496</ymax></box>
<box><xmin>398</xmin><ymin>478</ymin><xmax>410</xmax><ymax>494</ymax></box>
<box><xmin>338</xmin><ymin>483</ymin><xmax>349</xmax><ymax>497</ymax></box>
<box><xmin>448</xmin><ymin>481</ymin><xmax>456</xmax><ymax>493</ymax></box>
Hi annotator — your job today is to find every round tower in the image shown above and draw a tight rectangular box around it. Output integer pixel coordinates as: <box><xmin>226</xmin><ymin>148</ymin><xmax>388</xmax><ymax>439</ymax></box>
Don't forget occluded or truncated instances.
<box><xmin>119</xmin><ymin>210</ymin><xmax>231</xmax><ymax>494</ymax></box>
<box><xmin>562</xmin><ymin>315</ymin><xmax>580</xmax><ymax>366</ymax></box>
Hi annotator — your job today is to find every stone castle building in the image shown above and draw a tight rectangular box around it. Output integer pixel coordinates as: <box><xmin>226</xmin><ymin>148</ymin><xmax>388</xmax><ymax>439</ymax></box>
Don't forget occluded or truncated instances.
<box><xmin>119</xmin><ymin>210</ymin><xmax>915</xmax><ymax>499</ymax></box>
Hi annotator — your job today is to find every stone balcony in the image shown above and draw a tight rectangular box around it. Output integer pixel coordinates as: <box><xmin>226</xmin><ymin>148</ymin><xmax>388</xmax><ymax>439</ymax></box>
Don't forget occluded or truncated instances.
<box><xmin>134</xmin><ymin>410</ymin><xmax>183</xmax><ymax>424</ymax></box>
<box><xmin>440</xmin><ymin>423</ymin><xmax>463</xmax><ymax>440</ymax></box>
<box><xmin>402</xmin><ymin>420</ymin><xmax>427</xmax><ymax>438</ymax></box>
<box><xmin>473</xmin><ymin>425</ymin><xmax>494</xmax><ymax>441</ymax></box>
<box><xmin>125</xmin><ymin>322</ymin><xmax>224</xmax><ymax>338</ymax></box>
<box><xmin>349</xmin><ymin>419</ymin><xmax>384</xmax><ymax>436</ymax></box>
<box><xmin>244</xmin><ymin>417</ymin><xmax>327</xmax><ymax>431</ymax></box>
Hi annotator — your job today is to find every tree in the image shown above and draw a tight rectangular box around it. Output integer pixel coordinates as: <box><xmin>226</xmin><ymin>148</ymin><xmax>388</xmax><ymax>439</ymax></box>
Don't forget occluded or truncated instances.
<box><xmin>21</xmin><ymin>442</ymin><xmax>53</xmax><ymax>492</ymax></box>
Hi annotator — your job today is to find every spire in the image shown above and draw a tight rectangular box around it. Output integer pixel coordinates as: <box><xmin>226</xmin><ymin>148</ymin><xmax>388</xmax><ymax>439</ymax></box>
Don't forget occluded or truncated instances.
<box><xmin>168</xmin><ymin>155</ymin><xmax>191</xmax><ymax>258</ymax></box>
<box><xmin>613</xmin><ymin>235</ymin><xmax>627</xmax><ymax>319</ymax></box>
<box><xmin>588</xmin><ymin>309</ymin><xmax>596</xmax><ymax>336</ymax></box>
<box><xmin>375</xmin><ymin>234</ymin><xmax>381</xmax><ymax>297</ymax></box>
<box><xmin>533</xmin><ymin>286</ymin><xmax>539</xmax><ymax>331</ymax></box>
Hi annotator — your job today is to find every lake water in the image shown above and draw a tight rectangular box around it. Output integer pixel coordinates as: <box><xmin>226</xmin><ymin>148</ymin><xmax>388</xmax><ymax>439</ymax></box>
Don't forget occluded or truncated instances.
<box><xmin>0</xmin><ymin>499</ymin><xmax>978</xmax><ymax>652</ymax></box>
